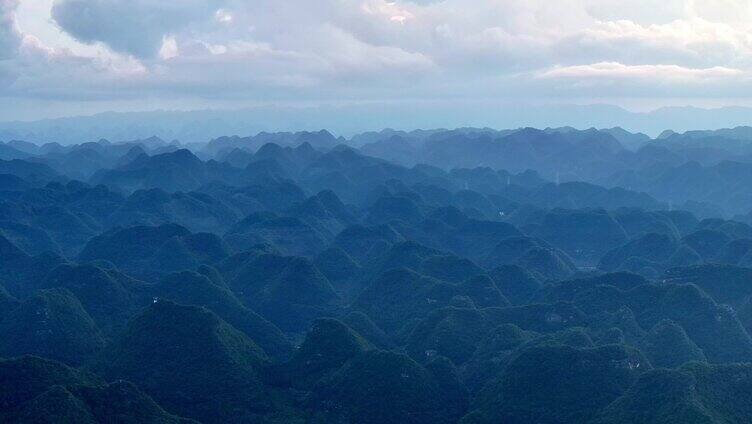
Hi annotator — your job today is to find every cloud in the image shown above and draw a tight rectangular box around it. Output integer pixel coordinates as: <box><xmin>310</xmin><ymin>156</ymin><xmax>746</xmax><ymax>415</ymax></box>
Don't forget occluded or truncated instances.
<box><xmin>559</xmin><ymin>18</ymin><xmax>752</xmax><ymax>69</ymax></box>
<box><xmin>540</xmin><ymin>62</ymin><xmax>744</xmax><ymax>81</ymax></box>
<box><xmin>51</xmin><ymin>0</ymin><xmax>227</xmax><ymax>58</ymax></box>
<box><xmin>0</xmin><ymin>0</ymin><xmax>21</xmax><ymax>60</ymax></box>
<box><xmin>3</xmin><ymin>0</ymin><xmax>752</xmax><ymax>119</ymax></box>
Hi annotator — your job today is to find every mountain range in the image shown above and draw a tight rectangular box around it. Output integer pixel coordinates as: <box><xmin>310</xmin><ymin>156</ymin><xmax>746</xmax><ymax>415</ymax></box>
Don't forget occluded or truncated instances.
<box><xmin>2</xmin><ymin>122</ymin><xmax>752</xmax><ymax>422</ymax></box>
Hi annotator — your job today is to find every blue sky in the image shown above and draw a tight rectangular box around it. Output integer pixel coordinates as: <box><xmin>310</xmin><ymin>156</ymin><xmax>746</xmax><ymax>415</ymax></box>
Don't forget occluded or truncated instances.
<box><xmin>2</xmin><ymin>0</ymin><xmax>752</xmax><ymax>121</ymax></box>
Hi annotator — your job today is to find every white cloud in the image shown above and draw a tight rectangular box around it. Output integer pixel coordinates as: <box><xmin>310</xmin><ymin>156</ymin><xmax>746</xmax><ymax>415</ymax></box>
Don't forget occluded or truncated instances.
<box><xmin>215</xmin><ymin>9</ymin><xmax>233</xmax><ymax>24</ymax></box>
<box><xmin>4</xmin><ymin>0</ymin><xmax>752</xmax><ymax>116</ymax></box>
<box><xmin>158</xmin><ymin>37</ymin><xmax>179</xmax><ymax>60</ymax></box>
<box><xmin>51</xmin><ymin>0</ymin><xmax>228</xmax><ymax>58</ymax></box>
<box><xmin>540</xmin><ymin>62</ymin><xmax>745</xmax><ymax>81</ymax></box>
<box><xmin>0</xmin><ymin>0</ymin><xmax>21</xmax><ymax>60</ymax></box>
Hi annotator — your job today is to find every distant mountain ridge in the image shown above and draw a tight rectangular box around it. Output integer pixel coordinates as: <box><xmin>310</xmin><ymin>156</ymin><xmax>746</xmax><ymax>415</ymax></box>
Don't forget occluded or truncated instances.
<box><xmin>4</xmin><ymin>104</ymin><xmax>752</xmax><ymax>144</ymax></box>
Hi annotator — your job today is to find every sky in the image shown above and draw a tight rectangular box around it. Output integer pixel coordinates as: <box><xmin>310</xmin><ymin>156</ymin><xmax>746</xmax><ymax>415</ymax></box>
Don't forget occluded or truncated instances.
<box><xmin>1</xmin><ymin>0</ymin><xmax>752</xmax><ymax>122</ymax></box>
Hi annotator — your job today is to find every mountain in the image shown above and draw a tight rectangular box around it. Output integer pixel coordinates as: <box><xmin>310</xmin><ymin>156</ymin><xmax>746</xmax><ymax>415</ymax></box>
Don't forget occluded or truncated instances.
<box><xmin>219</xmin><ymin>252</ymin><xmax>341</xmax><ymax>333</ymax></box>
<box><xmin>353</xmin><ymin>268</ymin><xmax>508</xmax><ymax>342</ymax></box>
<box><xmin>314</xmin><ymin>247</ymin><xmax>363</xmax><ymax>300</ymax></box>
<box><xmin>525</xmin><ymin>208</ymin><xmax>629</xmax><ymax>266</ymax></box>
<box><xmin>639</xmin><ymin>319</ymin><xmax>706</xmax><ymax>368</ymax></box>
<box><xmin>7</xmin><ymin>121</ymin><xmax>752</xmax><ymax>423</ymax></box>
<box><xmin>0</xmin><ymin>285</ymin><xmax>19</xmax><ymax>323</ymax></box>
<box><xmin>332</xmin><ymin>224</ymin><xmax>405</xmax><ymax>263</ymax></box>
<box><xmin>600</xmin><ymin>127</ymin><xmax>651</xmax><ymax>150</ymax></box>
<box><xmin>95</xmin><ymin>301</ymin><xmax>272</xmax><ymax>423</ymax></box>
<box><xmin>0</xmin><ymin>234</ymin><xmax>68</xmax><ymax>298</ymax></box>
<box><xmin>108</xmin><ymin>189</ymin><xmax>240</xmax><ymax>235</ymax></box>
<box><xmin>593</xmin><ymin>363</ymin><xmax>752</xmax><ymax>423</ymax></box>
<box><xmin>78</xmin><ymin>224</ymin><xmax>228</xmax><ymax>280</ymax></box>
<box><xmin>10</xmin><ymin>104</ymin><xmax>752</xmax><ymax>144</ymax></box>
<box><xmin>470</xmin><ymin>344</ymin><xmax>648</xmax><ymax>423</ymax></box>
<box><xmin>224</xmin><ymin>212</ymin><xmax>328</xmax><ymax>257</ymax></box>
<box><xmin>308</xmin><ymin>350</ymin><xmax>468</xmax><ymax>424</ymax></box>
<box><xmin>91</xmin><ymin>149</ymin><xmax>247</xmax><ymax>193</ymax></box>
<box><xmin>599</xmin><ymin>232</ymin><xmax>686</xmax><ymax>277</ymax></box>
<box><xmin>460</xmin><ymin>323</ymin><xmax>537</xmax><ymax>393</ymax></box>
<box><xmin>0</xmin><ymin>159</ymin><xmax>62</xmax><ymax>186</ymax></box>
<box><xmin>406</xmin><ymin>307</ymin><xmax>504</xmax><ymax>366</ymax></box>
<box><xmin>0</xmin><ymin>356</ymin><xmax>194</xmax><ymax>423</ymax></box>
<box><xmin>542</xmin><ymin>279</ymin><xmax>752</xmax><ymax>363</ymax></box>
<box><xmin>370</xmin><ymin>241</ymin><xmax>485</xmax><ymax>284</ymax></box>
<box><xmin>483</xmin><ymin>236</ymin><xmax>576</xmax><ymax>280</ymax></box>
<box><xmin>151</xmin><ymin>271</ymin><xmax>292</xmax><ymax>360</ymax></box>
<box><xmin>271</xmin><ymin>318</ymin><xmax>372</xmax><ymax>388</ymax></box>
<box><xmin>41</xmin><ymin>263</ymin><xmax>146</xmax><ymax>336</ymax></box>
<box><xmin>0</xmin><ymin>288</ymin><xmax>104</xmax><ymax>366</ymax></box>
<box><xmin>488</xmin><ymin>265</ymin><xmax>542</xmax><ymax>305</ymax></box>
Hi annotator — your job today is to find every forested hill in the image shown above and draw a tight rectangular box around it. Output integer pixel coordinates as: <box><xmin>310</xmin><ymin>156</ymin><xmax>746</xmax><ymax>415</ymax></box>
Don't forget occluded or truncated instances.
<box><xmin>3</xmin><ymin>126</ymin><xmax>752</xmax><ymax>423</ymax></box>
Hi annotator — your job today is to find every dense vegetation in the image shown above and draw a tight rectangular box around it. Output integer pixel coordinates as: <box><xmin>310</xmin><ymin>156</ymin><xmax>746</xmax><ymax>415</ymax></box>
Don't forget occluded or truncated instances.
<box><xmin>3</xmin><ymin>126</ymin><xmax>752</xmax><ymax>422</ymax></box>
